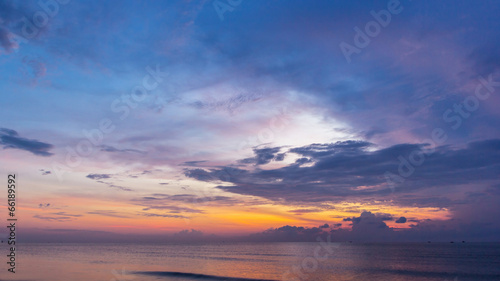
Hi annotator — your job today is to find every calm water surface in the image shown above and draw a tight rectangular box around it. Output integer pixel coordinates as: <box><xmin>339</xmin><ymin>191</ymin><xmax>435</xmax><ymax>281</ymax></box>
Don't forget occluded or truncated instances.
<box><xmin>2</xmin><ymin>242</ymin><xmax>500</xmax><ymax>280</ymax></box>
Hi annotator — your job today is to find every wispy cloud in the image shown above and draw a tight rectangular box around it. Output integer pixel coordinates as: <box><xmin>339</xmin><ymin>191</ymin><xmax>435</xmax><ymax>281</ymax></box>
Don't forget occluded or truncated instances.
<box><xmin>0</xmin><ymin>128</ymin><xmax>53</xmax><ymax>156</ymax></box>
<box><xmin>87</xmin><ymin>210</ymin><xmax>130</xmax><ymax>218</ymax></box>
<box><xmin>33</xmin><ymin>212</ymin><xmax>81</xmax><ymax>222</ymax></box>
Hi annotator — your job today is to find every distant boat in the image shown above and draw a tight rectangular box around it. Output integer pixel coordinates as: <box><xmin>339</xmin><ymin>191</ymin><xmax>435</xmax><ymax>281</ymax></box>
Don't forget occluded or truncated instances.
<box><xmin>450</xmin><ymin>241</ymin><xmax>454</xmax><ymax>243</ymax></box>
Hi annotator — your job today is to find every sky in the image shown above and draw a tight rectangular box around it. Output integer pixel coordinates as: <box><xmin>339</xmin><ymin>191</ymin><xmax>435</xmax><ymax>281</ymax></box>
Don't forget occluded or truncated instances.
<box><xmin>0</xmin><ymin>0</ymin><xmax>500</xmax><ymax>242</ymax></box>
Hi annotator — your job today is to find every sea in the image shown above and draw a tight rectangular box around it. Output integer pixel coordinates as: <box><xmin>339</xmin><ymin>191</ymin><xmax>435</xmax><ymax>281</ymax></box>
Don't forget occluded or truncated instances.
<box><xmin>2</xmin><ymin>242</ymin><xmax>500</xmax><ymax>280</ymax></box>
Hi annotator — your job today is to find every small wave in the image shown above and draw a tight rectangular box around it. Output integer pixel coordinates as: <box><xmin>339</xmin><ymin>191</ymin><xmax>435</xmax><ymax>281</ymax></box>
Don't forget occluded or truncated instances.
<box><xmin>134</xmin><ymin>271</ymin><xmax>278</xmax><ymax>281</ymax></box>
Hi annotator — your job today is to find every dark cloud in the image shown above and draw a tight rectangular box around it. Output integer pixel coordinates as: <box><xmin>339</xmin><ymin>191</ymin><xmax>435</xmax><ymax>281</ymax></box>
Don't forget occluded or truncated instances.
<box><xmin>344</xmin><ymin>212</ymin><xmax>392</xmax><ymax>223</ymax></box>
<box><xmin>188</xmin><ymin>90</ymin><xmax>263</xmax><ymax>114</ymax></box>
<box><xmin>275</xmin><ymin>153</ymin><xmax>286</xmax><ymax>161</ymax></box>
<box><xmin>0</xmin><ymin>128</ymin><xmax>53</xmax><ymax>156</ymax></box>
<box><xmin>183</xmin><ymin>167</ymin><xmax>247</xmax><ymax>182</ymax></box>
<box><xmin>294</xmin><ymin>157</ymin><xmax>312</xmax><ymax>165</ymax></box>
<box><xmin>378</xmin><ymin>214</ymin><xmax>394</xmax><ymax>221</ymax></box>
<box><xmin>138</xmin><ymin>193</ymin><xmax>265</xmax><ymax>207</ymax></box>
<box><xmin>289</xmin><ymin>141</ymin><xmax>372</xmax><ymax>158</ymax></box>
<box><xmin>185</xmin><ymin>139</ymin><xmax>500</xmax><ymax>209</ymax></box>
<box><xmin>349</xmin><ymin>212</ymin><xmax>390</xmax><ymax>231</ymax></box>
<box><xmin>173</xmin><ymin>229</ymin><xmax>203</xmax><ymax>238</ymax></box>
<box><xmin>181</xmin><ymin>160</ymin><xmax>208</xmax><ymax>167</ymax></box>
<box><xmin>86</xmin><ymin>174</ymin><xmax>133</xmax><ymax>191</ymax></box>
<box><xmin>86</xmin><ymin>174</ymin><xmax>112</xmax><ymax>180</ymax></box>
<box><xmin>96</xmin><ymin>181</ymin><xmax>133</xmax><ymax>192</ymax></box>
<box><xmin>396</xmin><ymin>217</ymin><xmax>407</xmax><ymax>224</ymax></box>
<box><xmin>0</xmin><ymin>26</ymin><xmax>14</xmax><ymax>52</ymax></box>
<box><xmin>248</xmin><ymin>224</ymin><xmax>331</xmax><ymax>242</ymax></box>
<box><xmin>40</xmin><ymin>169</ymin><xmax>51</xmax><ymax>175</ymax></box>
<box><xmin>33</xmin><ymin>212</ymin><xmax>81</xmax><ymax>222</ymax></box>
<box><xmin>99</xmin><ymin>145</ymin><xmax>146</xmax><ymax>154</ymax></box>
<box><xmin>239</xmin><ymin>146</ymin><xmax>283</xmax><ymax>165</ymax></box>
<box><xmin>142</xmin><ymin>213</ymin><xmax>188</xmax><ymax>219</ymax></box>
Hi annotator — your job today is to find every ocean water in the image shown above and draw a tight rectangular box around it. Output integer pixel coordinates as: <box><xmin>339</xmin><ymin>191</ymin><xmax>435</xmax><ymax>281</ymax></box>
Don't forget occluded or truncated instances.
<box><xmin>2</xmin><ymin>242</ymin><xmax>500</xmax><ymax>280</ymax></box>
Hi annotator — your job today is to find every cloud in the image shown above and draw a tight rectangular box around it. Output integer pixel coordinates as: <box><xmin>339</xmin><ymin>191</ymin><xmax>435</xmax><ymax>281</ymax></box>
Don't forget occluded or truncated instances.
<box><xmin>0</xmin><ymin>27</ymin><xmax>15</xmax><ymax>53</ymax></box>
<box><xmin>132</xmin><ymin>193</ymin><xmax>267</xmax><ymax>220</ymax></box>
<box><xmin>174</xmin><ymin>229</ymin><xmax>203</xmax><ymax>237</ymax></box>
<box><xmin>33</xmin><ymin>212</ymin><xmax>81</xmax><ymax>222</ymax></box>
<box><xmin>86</xmin><ymin>174</ymin><xmax>133</xmax><ymax>191</ymax></box>
<box><xmin>248</xmin><ymin>224</ymin><xmax>331</xmax><ymax>242</ymax></box>
<box><xmin>86</xmin><ymin>174</ymin><xmax>112</xmax><ymax>180</ymax></box>
<box><xmin>239</xmin><ymin>146</ymin><xmax>283</xmax><ymax>165</ymax></box>
<box><xmin>185</xmin><ymin>139</ymin><xmax>500</xmax><ymax>209</ymax></box>
<box><xmin>347</xmin><ymin>212</ymin><xmax>390</xmax><ymax>233</ymax></box>
<box><xmin>99</xmin><ymin>145</ymin><xmax>146</xmax><ymax>154</ymax></box>
<box><xmin>396</xmin><ymin>217</ymin><xmax>407</xmax><ymax>223</ymax></box>
<box><xmin>96</xmin><ymin>181</ymin><xmax>133</xmax><ymax>192</ymax></box>
<box><xmin>0</xmin><ymin>128</ymin><xmax>54</xmax><ymax>156</ymax></box>
<box><xmin>289</xmin><ymin>141</ymin><xmax>372</xmax><ymax>158</ymax></box>
<box><xmin>181</xmin><ymin>160</ymin><xmax>208</xmax><ymax>167</ymax></box>
<box><xmin>288</xmin><ymin>208</ymin><xmax>323</xmax><ymax>215</ymax></box>
<box><xmin>188</xmin><ymin>88</ymin><xmax>264</xmax><ymax>115</ymax></box>
<box><xmin>137</xmin><ymin>193</ymin><xmax>265</xmax><ymax>208</ymax></box>
<box><xmin>343</xmin><ymin>212</ymin><xmax>392</xmax><ymax>223</ymax></box>
<box><xmin>183</xmin><ymin>167</ymin><xmax>247</xmax><ymax>182</ymax></box>
<box><xmin>87</xmin><ymin>210</ymin><xmax>130</xmax><ymax>218</ymax></box>
<box><xmin>141</xmin><ymin>213</ymin><xmax>188</xmax><ymax>219</ymax></box>
<box><xmin>169</xmin><ymin>229</ymin><xmax>220</xmax><ymax>243</ymax></box>
<box><xmin>40</xmin><ymin>169</ymin><xmax>51</xmax><ymax>175</ymax></box>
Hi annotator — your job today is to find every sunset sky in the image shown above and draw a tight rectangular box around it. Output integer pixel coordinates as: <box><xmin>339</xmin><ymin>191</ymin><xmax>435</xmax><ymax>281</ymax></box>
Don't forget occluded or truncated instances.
<box><xmin>1</xmin><ymin>0</ymin><xmax>500</xmax><ymax>242</ymax></box>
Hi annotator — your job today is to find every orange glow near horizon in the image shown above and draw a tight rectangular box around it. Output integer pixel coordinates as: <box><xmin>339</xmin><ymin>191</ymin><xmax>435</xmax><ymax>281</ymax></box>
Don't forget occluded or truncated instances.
<box><xmin>17</xmin><ymin>189</ymin><xmax>452</xmax><ymax>236</ymax></box>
